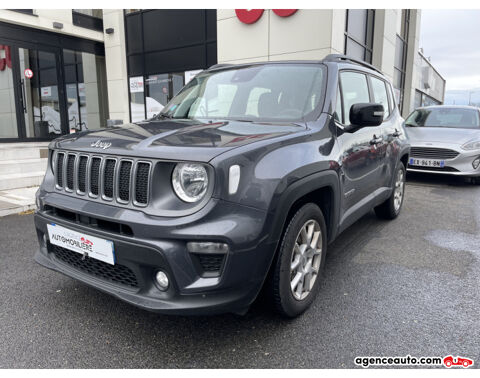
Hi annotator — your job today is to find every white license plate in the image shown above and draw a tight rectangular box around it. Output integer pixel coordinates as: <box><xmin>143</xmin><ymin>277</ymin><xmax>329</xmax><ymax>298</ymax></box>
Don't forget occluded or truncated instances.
<box><xmin>409</xmin><ymin>158</ymin><xmax>445</xmax><ymax>168</ymax></box>
<box><xmin>47</xmin><ymin>223</ymin><xmax>115</xmax><ymax>265</ymax></box>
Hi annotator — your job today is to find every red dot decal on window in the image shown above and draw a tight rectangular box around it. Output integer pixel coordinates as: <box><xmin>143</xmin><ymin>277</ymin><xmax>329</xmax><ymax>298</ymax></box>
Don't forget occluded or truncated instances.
<box><xmin>235</xmin><ymin>9</ymin><xmax>265</xmax><ymax>24</ymax></box>
<box><xmin>272</xmin><ymin>9</ymin><xmax>298</xmax><ymax>17</ymax></box>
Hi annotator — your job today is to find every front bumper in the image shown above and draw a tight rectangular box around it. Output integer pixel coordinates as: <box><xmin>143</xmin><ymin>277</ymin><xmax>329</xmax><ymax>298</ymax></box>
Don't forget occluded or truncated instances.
<box><xmin>407</xmin><ymin>143</ymin><xmax>480</xmax><ymax>177</ymax></box>
<box><xmin>34</xmin><ymin>191</ymin><xmax>277</xmax><ymax>315</ymax></box>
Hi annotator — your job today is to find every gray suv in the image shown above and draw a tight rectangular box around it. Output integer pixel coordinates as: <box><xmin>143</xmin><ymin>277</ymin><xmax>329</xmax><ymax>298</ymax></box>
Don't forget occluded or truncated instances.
<box><xmin>34</xmin><ymin>55</ymin><xmax>410</xmax><ymax>318</ymax></box>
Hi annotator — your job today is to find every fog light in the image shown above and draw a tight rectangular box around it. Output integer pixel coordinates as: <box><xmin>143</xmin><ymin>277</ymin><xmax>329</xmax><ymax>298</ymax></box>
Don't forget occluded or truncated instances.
<box><xmin>155</xmin><ymin>271</ymin><xmax>169</xmax><ymax>290</ymax></box>
<box><xmin>473</xmin><ymin>157</ymin><xmax>480</xmax><ymax>170</ymax></box>
<box><xmin>187</xmin><ymin>242</ymin><xmax>229</xmax><ymax>254</ymax></box>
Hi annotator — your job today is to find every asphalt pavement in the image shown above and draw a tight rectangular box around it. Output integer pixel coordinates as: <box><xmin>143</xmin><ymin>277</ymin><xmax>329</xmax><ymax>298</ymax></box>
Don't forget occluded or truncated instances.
<box><xmin>1</xmin><ymin>172</ymin><xmax>479</xmax><ymax>368</ymax></box>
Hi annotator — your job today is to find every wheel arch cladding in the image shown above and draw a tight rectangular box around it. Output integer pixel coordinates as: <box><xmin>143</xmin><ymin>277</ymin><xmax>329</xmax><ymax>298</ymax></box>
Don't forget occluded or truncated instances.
<box><xmin>266</xmin><ymin>170</ymin><xmax>340</xmax><ymax>247</ymax></box>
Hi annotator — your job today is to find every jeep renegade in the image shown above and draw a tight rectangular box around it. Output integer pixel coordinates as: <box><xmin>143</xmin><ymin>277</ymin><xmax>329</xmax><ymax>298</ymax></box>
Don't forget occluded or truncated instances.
<box><xmin>34</xmin><ymin>55</ymin><xmax>410</xmax><ymax>318</ymax></box>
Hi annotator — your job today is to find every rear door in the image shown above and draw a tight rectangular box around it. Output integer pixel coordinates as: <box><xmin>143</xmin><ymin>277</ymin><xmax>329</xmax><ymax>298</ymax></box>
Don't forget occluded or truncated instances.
<box><xmin>369</xmin><ymin>75</ymin><xmax>402</xmax><ymax>188</ymax></box>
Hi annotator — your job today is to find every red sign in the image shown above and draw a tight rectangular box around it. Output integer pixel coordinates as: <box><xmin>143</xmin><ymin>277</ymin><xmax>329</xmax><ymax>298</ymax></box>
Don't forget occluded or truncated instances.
<box><xmin>236</xmin><ymin>9</ymin><xmax>298</xmax><ymax>24</ymax></box>
<box><xmin>0</xmin><ymin>45</ymin><xmax>12</xmax><ymax>71</ymax></box>
<box><xmin>235</xmin><ymin>9</ymin><xmax>264</xmax><ymax>24</ymax></box>
<box><xmin>272</xmin><ymin>9</ymin><xmax>297</xmax><ymax>17</ymax></box>
<box><xmin>24</xmin><ymin>68</ymin><xmax>33</xmax><ymax>79</ymax></box>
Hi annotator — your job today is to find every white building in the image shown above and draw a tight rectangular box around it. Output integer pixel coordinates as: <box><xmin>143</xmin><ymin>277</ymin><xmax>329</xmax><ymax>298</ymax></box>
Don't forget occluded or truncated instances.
<box><xmin>0</xmin><ymin>8</ymin><xmax>446</xmax><ymax>143</ymax></box>
<box><xmin>0</xmin><ymin>9</ymin><xmax>445</xmax><ymax>213</ymax></box>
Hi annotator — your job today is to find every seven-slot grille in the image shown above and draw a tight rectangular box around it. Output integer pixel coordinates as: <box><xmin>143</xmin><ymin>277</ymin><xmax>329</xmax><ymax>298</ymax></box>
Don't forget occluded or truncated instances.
<box><xmin>54</xmin><ymin>152</ymin><xmax>151</xmax><ymax>207</ymax></box>
<box><xmin>410</xmin><ymin>147</ymin><xmax>460</xmax><ymax>160</ymax></box>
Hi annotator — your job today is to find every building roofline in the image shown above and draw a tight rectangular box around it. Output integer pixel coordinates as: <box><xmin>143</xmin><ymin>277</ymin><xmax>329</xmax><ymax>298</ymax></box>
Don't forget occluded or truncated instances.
<box><xmin>418</xmin><ymin>50</ymin><xmax>446</xmax><ymax>82</ymax></box>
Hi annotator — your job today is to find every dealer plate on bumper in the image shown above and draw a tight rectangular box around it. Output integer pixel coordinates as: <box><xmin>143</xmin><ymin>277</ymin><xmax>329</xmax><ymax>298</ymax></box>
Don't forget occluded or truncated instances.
<box><xmin>47</xmin><ymin>224</ymin><xmax>115</xmax><ymax>265</ymax></box>
<box><xmin>409</xmin><ymin>158</ymin><xmax>445</xmax><ymax>168</ymax></box>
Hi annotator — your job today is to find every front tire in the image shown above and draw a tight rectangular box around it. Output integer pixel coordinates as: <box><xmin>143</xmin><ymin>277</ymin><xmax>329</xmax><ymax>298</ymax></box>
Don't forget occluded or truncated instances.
<box><xmin>375</xmin><ymin>162</ymin><xmax>406</xmax><ymax>220</ymax></box>
<box><xmin>271</xmin><ymin>203</ymin><xmax>327</xmax><ymax>318</ymax></box>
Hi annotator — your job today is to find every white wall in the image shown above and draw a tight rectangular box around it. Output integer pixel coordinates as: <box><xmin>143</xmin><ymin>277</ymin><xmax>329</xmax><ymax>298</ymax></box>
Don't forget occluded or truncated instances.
<box><xmin>404</xmin><ymin>10</ymin><xmax>422</xmax><ymax>116</ymax></box>
<box><xmin>218</xmin><ymin>9</ymin><xmax>430</xmax><ymax>118</ymax></box>
<box><xmin>217</xmin><ymin>9</ymin><xmax>346</xmax><ymax>63</ymax></box>
<box><xmin>372</xmin><ymin>9</ymin><xmax>398</xmax><ymax>82</ymax></box>
<box><xmin>102</xmin><ymin>9</ymin><xmax>130</xmax><ymax>124</ymax></box>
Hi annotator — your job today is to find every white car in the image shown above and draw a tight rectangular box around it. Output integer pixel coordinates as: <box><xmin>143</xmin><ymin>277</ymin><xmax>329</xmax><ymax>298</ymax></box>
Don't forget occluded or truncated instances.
<box><xmin>405</xmin><ymin>105</ymin><xmax>480</xmax><ymax>183</ymax></box>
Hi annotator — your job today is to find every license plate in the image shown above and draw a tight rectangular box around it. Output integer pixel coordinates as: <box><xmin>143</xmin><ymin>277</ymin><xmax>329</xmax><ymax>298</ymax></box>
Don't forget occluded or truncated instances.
<box><xmin>409</xmin><ymin>158</ymin><xmax>445</xmax><ymax>168</ymax></box>
<box><xmin>47</xmin><ymin>224</ymin><xmax>115</xmax><ymax>265</ymax></box>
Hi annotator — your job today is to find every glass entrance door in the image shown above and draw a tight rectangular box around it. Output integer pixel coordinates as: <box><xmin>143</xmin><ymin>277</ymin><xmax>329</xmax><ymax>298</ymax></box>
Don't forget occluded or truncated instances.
<box><xmin>0</xmin><ymin>35</ymin><xmax>107</xmax><ymax>142</ymax></box>
<box><xmin>0</xmin><ymin>41</ymin><xmax>67</xmax><ymax>141</ymax></box>
<box><xmin>18</xmin><ymin>47</ymin><xmax>64</xmax><ymax>138</ymax></box>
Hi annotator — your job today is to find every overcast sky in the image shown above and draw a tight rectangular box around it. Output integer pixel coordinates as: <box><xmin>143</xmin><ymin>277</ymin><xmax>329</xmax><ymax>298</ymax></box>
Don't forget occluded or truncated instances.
<box><xmin>420</xmin><ymin>9</ymin><xmax>480</xmax><ymax>92</ymax></box>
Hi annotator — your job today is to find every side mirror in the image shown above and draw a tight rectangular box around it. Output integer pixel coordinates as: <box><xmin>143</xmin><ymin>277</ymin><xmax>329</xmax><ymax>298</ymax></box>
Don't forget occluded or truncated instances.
<box><xmin>347</xmin><ymin>103</ymin><xmax>384</xmax><ymax>131</ymax></box>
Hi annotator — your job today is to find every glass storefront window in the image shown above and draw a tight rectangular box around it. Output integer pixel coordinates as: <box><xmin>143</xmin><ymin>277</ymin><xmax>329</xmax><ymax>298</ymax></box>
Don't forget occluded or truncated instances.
<box><xmin>0</xmin><ymin>22</ymin><xmax>108</xmax><ymax>141</ymax></box>
<box><xmin>129</xmin><ymin>76</ymin><xmax>145</xmax><ymax>122</ymax></box>
<box><xmin>145</xmin><ymin>73</ymin><xmax>184</xmax><ymax>118</ymax></box>
<box><xmin>130</xmin><ymin>71</ymin><xmax>201</xmax><ymax>122</ymax></box>
<box><xmin>0</xmin><ymin>44</ymin><xmax>18</xmax><ymax>138</ymax></box>
<box><xmin>63</xmin><ymin>49</ymin><xmax>109</xmax><ymax>132</ymax></box>
<box><xmin>73</xmin><ymin>9</ymin><xmax>103</xmax><ymax>19</ymax></box>
<box><xmin>414</xmin><ymin>90</ymin><xmax>422</xmax><ymax>109</ymax></box>
<box><xmin>345</xmin><ymin>9</ymin><xmax>374</xmax><ymax>64</ymax></box>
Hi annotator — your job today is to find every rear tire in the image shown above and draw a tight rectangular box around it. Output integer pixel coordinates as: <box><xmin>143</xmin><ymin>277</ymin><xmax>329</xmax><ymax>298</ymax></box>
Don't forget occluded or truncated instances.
<box><xmin>375</xmin><ymin>162</ymin><xmax>406</xmax><ymax>220</ymax></box>
<box><xmin>270</xmin><ymin>203</ymin><xmax>327</xmax><ymax>318</ymax></box>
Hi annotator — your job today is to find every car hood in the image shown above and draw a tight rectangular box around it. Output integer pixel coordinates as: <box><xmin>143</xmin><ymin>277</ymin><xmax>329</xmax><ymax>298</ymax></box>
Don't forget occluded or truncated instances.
<box><xmin>50</xmin><ymin>119</ymin><xmax>307</xmax><ymax>162</ymax></box>
<box><xmin>405</xmin><ymin>126</ymin><xmax>480</xmax><ymax>146</ymax></box>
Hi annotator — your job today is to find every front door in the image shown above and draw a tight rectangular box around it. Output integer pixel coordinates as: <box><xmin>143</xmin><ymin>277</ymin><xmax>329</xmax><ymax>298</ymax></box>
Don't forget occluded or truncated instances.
<box><xmin>336</xmin><ymin>71</ymin><xmax>383</xmax><ymax>216</ymax></box>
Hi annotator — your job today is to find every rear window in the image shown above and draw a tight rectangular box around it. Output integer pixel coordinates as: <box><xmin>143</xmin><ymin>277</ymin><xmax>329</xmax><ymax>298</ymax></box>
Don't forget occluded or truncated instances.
<box><xmin>405</xmin><ymin>108</ymin><xmax>480</xmax><ymax>129</ymax></box>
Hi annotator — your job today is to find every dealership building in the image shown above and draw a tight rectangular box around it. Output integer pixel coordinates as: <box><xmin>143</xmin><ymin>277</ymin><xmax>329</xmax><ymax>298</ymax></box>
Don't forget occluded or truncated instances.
<box><xmin>0</xmin><ymin>9</ymin><xmax>445</xmax><ymax>213</ymax></box>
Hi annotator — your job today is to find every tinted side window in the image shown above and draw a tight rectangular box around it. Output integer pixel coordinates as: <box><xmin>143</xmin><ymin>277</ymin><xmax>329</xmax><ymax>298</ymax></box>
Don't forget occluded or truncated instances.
<box><xmin>370</xmin><ymin>76</ymin><xmax>390</xmax><ymax>120</ymax></box>
<box><xmin>339</xmin><ymin>71</ymin><xmax>370</xmax><ymax>125</ymax></box>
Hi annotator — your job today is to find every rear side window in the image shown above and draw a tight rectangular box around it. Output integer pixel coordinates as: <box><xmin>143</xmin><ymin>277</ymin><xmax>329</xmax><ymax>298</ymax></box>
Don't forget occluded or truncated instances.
<box><xmin>339</xmin><ymin>71</ymin><xmax>370</xmax><ymax>125</ymax></box>
<box><xmin>370</xmin><ymin>76</ymin><xmax>390</xmax><ymax>120</ymax></box>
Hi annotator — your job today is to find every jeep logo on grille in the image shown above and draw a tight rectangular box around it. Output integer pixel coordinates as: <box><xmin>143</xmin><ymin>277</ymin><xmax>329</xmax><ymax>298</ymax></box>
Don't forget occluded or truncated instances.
<box><xmin>90</xmin><ymin>140</ymin><xmax>112</xmax><ymax>150</ymax></box>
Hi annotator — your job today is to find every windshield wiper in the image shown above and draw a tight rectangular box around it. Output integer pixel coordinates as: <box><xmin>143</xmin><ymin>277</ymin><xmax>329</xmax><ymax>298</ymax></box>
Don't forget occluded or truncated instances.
<box><xmin>156</xmin><ymin>113</ymin><xmax>173</xmax><ymax>119</ymax></box>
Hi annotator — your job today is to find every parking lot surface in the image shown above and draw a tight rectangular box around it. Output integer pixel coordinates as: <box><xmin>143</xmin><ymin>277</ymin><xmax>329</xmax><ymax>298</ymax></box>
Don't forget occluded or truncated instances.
<box><xmin>1</xmin><ymin>173</ymin><xmax>479</xmax><ymax>368</ymax></box>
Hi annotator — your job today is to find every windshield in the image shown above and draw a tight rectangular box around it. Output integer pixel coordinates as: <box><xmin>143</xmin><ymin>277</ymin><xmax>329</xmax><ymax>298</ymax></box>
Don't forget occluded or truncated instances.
<box><xmin>405</xmin><ymin>108</ymin><xmax>480</xmax><ymax>129</ymax></box>
<box><xmin>159</xmin><ymin>64</ymin><xmax>326</xmax><ymax>122</ymax></box>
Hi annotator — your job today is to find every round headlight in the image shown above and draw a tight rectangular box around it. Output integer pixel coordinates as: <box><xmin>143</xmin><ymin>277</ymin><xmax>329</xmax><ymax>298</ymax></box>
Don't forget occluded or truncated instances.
<box><xmin>172</xmin><ymin>163</ymin><xmax>209</xmax><ymax>203</ymax></box>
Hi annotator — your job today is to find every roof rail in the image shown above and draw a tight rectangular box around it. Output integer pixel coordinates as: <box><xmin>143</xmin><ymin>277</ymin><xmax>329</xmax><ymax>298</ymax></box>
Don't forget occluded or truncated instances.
<box><xmin>323</xmin><ymin>54</ymin><xmax>383</xmax><ymax>75</ymax></box>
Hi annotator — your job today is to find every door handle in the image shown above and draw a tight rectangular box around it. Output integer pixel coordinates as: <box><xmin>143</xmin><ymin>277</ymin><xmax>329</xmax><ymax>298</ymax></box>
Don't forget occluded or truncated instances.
<box><xmin>20</xmin><ymin>79</ymin><xmax>27</xmax><ymax>113</ymax></box>
<box><xmin>370</xmin><ymin>135</ymin><xmax>383</xmax><ymax>145</ymax></box>
<box><xmin>391</xmin><ymin>128</ymin><xmax>402</xmax><ymax>138</ymax></box>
